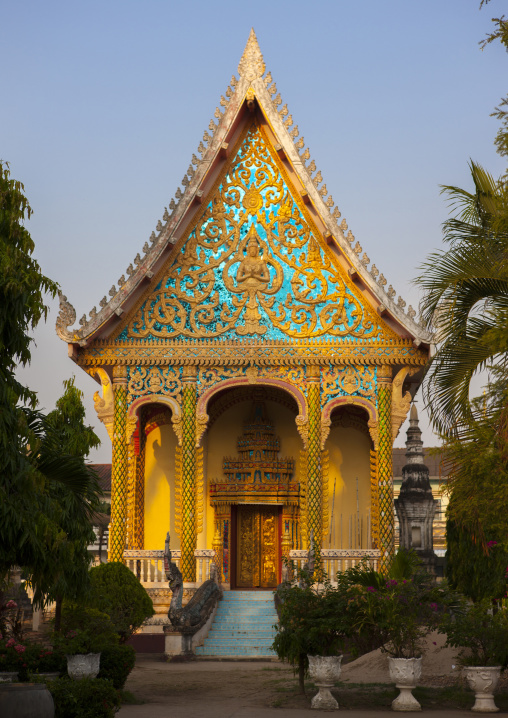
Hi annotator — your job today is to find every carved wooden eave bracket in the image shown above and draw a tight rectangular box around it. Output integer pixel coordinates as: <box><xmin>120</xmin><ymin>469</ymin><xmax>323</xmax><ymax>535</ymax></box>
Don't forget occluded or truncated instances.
<box><xmin>56</xmin><ymin>28</ymin><xmax>434</xmax><ymax>352</ymax></box>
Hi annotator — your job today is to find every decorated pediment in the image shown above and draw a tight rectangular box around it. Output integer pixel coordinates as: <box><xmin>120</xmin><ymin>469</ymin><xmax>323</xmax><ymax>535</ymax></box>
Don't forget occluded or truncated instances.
<box><xmin>116</xmin><ymin>122</ymin><xmax>395</xmax><ymax>344</ymax></box>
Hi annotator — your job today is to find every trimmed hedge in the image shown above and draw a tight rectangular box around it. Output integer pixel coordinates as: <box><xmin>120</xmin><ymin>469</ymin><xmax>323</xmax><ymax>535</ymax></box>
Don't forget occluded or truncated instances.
<box><xmin>88</xmin><ymin>562</ymin><xmax>154</xmax><ymax>642</ymax></box>
<box><xmin>48</xmin><ymin>677</ymin><xmax>120</xmax><ymax>718</ymax></box>
<box><xmin>98</xmin><ymin>644</ymin><xmax>136</xmax><ymax>689</ymax></box>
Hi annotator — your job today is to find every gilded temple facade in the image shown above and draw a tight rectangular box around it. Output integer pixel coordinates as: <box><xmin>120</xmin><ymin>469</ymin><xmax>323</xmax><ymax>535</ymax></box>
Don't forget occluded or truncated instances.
<box><xmin>57</xmin><ymin>31</ymin><xmax>433</xmax><ymax>587</ymax></box>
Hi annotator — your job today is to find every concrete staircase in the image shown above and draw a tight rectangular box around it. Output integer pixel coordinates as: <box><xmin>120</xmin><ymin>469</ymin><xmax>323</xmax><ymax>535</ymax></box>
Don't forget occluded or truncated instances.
<box><xmin>195</xmin><ymin>590</ymin><xmax>278</xmax><ymax>659</ymax></box>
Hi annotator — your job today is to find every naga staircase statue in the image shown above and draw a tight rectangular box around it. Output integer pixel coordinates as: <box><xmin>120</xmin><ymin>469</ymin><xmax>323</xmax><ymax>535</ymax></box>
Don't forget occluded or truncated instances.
<box><xmin>163</xmin><ymin>533</ymin><xmax>222</xmax><ymax>656</ymax></box>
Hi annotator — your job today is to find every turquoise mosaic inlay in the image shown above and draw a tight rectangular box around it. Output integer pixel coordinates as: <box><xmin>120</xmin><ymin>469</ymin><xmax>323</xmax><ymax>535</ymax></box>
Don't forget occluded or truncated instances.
<box><xmin>120</xmin><ymin>123</ymin><xmax>383</xmax><ymax>344</ymax></box>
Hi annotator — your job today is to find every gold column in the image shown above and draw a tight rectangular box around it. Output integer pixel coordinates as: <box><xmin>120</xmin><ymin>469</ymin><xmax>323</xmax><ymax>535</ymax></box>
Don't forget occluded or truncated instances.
<box><xmin>306</xmin><ymin>365</ymin><xmax>323</xmax><ymax>550</ymax></box>
<box><xmin>212</xmin><ymin>520</ymin><xmax>222</xmax><ymax>583</ymax></box>
<box><xmin>133</xmin><ymin>414</ymin><xmax>146</xmax><ymax>550</ymax></box>
<box><xmin>181</xmin><ymin>365</ymin><xmax>198</xmax><ymax>582</ymax></box>
<box><xmin>377</xmin><ymin>365</ymin><xmax>395</xmax><ymax>572</ymax></box>
<box><xmin>109</xmin><ymin>365</ymin><xmax>128</xmax><ymax>562</ymax></box>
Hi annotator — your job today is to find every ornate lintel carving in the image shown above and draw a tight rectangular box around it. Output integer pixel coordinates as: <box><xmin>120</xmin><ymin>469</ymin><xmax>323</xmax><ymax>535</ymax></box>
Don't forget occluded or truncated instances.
<box><xmin>295</xmin><ymin>414</ymin><xmax>308</xmax><ymax>448</ymax></box>
<box><xmin>172</xmin><ymin>414</ymin><xmax>183</xmax><ymax>446</ymax></box>
<box><xmin>92</xmin><ymin>367</ymin><xmax>114</xmax><ymax>442</ymax></box>
<box><xmin>196</xmin><ymin>412</ymin><xmax>209</xmax><ymax>447</ymax></box>
<box><xmin>368</xmin><ymin>419</ymin><xmax>379</xmax><ymax>451</ymax></box>
<box><xmin>126</xmin><ymin>415</ymin><xmax>138</xmax><ymax>445</ymax></box>
<box><xmin>391</xmin><ymin>366</ymin><xmax>419</xmax><ymax>441</ymax></box>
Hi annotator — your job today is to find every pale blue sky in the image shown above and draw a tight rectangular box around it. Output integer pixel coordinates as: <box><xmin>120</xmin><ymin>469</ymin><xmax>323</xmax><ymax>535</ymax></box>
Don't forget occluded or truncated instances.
<box><xmin>4</xmin><ymin>0</ymin><xmax>506</xmax><ymax>461</ymax></box>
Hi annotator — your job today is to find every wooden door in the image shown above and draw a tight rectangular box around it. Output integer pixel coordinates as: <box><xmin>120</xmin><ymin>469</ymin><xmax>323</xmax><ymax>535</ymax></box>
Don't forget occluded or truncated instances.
<box><xmin>236</xmin><ymin>505</ymin><xmax>279</xmax><ymax>588</ymax></box>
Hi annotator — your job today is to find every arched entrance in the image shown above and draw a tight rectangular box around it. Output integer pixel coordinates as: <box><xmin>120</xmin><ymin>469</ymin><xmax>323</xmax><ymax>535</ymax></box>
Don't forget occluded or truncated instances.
<box><xmin>203</xmin><ymin>385</ymin><xmax>302</xmax><ymax>588</ymax></box>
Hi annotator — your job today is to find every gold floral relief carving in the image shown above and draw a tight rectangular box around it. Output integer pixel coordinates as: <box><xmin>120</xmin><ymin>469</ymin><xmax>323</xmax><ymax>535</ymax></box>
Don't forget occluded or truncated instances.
<box><xmin>196</xmin><ymin>412</ymin><xmax>210</xmax><ymax>448</ymax></box>
<box><xmin>321</xmin><ymin>365</ymin><xmax>376</xmax><ymax>405</ymax></box>
<box><xmin>123</xmin><ymin>121</ymin><xmax>392</xmax><ymax>344</ymax></box>
<box><xmin>295</xmin><ymin>414</ymin><xmax>309</xmax><ymax>449</ymax></box>
<box><xmin>320</xmin><ymin>415</ymin><xmax>332</xmax><ymax>450</ymax></box>
<box><xmin>368</xmin><ymin>420</ymin><xmax>379</xmax><ymax>451</ymax></box>
<box><xmin>128</xmin><ymin>366</ymin><xmax>182</xmax><ymax>400</ymax></box>
<box><xmin>91</xmin><ymin>368</ymin><xmax>114</xmax><ymax>442</ymax></box>
<box><xmin>125</xmin><ymin>415</ymin><xmax>138</xmax><ymax>445</ymax></box>
<box><xmin>391</xmin><ymin>367</ymin><xmax>419</xmax><ymax>441</ymax></box>
<box><xmin>172</xmin><ymin>414</ymin><xmax>183</xmax><ymax>446</ymax></box>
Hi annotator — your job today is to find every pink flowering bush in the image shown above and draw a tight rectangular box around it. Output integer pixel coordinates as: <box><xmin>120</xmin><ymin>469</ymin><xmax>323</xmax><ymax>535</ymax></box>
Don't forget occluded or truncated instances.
<box><xmin>336</xmin><ymin>554</ymin><xmax>459</xmax><ymax>658</ymax></box>
<box><xmin>0</xmin><ymin>638</ymin><xmax>66</xmax><ymax>680</ymax></box>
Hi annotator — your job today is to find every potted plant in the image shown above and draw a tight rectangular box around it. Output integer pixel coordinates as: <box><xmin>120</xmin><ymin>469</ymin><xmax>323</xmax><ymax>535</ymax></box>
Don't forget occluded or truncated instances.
<box><xmin>0</xmin><ymin>637</ymin><xmax>24</xmax><ymax>682</ymax></box>
<box><xmin>273</xmin><ymin>564</ymin><xmax>346</xmax><ymax>710</ymax></box>
<box><xmin>27</xmin><ymin>645</ymin><xmax>66</xmax><ymax>682</ymax></box>
<box><xmin>52</xmin><ymin>604</ymin><xmax>118</xmax><ymax>680</ymax></box>
<box><xmin>441</xmin><ymin>598</ymin><xmax>508</xmax><ymax>713</ymax></box>
<box><xmin>348</xmin><ymin>575</ymin><xmax>444</xmax><ymax>712</ymax></box>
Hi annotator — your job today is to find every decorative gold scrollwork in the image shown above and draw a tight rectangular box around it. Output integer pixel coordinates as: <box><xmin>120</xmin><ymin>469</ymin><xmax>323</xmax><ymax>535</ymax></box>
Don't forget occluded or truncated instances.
<box><xmin>127</xmin><ymin>122</ymin><xmax>385</xmax><ymax>342</ymax></box>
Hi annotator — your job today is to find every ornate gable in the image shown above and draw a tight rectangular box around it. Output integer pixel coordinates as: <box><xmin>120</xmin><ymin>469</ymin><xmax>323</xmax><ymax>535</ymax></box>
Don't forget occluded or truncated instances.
<box><xmin>57</xmin><ymin>29</ymin><xmax>433</xmax><ymax>359</ymax></box>
<box><xmin>115</xmin><ymin>122</ymin><xmax>394</xmax><ymax>344</ymax></box>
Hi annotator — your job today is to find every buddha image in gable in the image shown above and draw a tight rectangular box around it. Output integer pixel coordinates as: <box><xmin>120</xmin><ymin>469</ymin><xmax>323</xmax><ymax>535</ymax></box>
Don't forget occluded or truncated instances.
<box><xmin>223</xmin><ymin>224</ymin><xmax>283</xmax><ymax>335</ymax></box>
<box><xmin>236</xmin><ymin>233</ymin><xmax>270</xmax><ymax>290</ymax></box>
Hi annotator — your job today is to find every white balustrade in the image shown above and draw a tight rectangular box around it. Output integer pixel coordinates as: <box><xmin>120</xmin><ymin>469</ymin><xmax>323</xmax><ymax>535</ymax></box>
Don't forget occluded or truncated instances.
<box><xmin>124</xmin><ymin>547</ymin><xmax>380</xmax><ymax>588</ymax></box>
<box><xmin>123</xmin><ymin>549</ymin><xmax>216</xmax><ymax>587</ymax></box>
<box><xmin>289</xmin><ymin>548</ymin><xmax>381</xmax><ymax>583</ymax></box>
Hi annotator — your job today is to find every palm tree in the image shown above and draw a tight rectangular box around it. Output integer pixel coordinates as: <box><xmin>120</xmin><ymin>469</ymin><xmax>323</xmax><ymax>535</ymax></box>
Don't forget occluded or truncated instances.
<box><xmin>415</xmin><ymin>161</ymin><xmax>508</xmax><ymax>435</ymax></box>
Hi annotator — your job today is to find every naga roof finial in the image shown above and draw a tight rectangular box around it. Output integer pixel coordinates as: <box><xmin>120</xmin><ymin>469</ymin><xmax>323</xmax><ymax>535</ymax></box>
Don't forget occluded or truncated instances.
<box><xmin>238</xmin><ymin>28</ymin><xmax>265</xmax><ymax>82</ymax></box>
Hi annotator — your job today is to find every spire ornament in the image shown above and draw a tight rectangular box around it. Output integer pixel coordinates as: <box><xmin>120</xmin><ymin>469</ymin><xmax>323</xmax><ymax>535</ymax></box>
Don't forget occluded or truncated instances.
<box><xmin>238</xmin><ymin>28</ymin><xmax>266</xmax><ymax>81</ymax></box>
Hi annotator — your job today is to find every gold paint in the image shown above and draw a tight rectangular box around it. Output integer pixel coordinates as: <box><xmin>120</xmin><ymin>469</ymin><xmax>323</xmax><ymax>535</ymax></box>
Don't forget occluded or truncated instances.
<box><xmin>115</xmin><ymin>120</ymin><xmax>400</xmax><ymax>345</ymax></box>
<box><xmin>391</xmin><ymin>367</ymin><xmax>419</xmax><ymax>441</ymax></box>
<box><xmin>92</xmin><ymin>368</ymin><xmax>114</xmax><ymax>442</ymax></box>
<box><xmin>236</xmin><ymin>505</ymin><xmax>279</xmax><ymax>588</ymax></box>
<box><xmin>77</xmin><ymin>339</ymin><xmax>428</xmax><ymax>369</ymax></box>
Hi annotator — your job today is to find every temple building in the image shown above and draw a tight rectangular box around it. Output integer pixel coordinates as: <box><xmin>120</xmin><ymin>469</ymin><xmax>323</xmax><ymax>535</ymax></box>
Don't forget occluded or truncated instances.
<box><xmin>57</xmin><ymin>30</ymin><xmax>433</xmax><ymax>588</ymax></box>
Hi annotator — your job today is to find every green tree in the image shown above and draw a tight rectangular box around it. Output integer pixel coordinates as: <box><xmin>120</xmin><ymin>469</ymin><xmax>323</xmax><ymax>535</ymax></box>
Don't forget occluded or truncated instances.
<box><xmin>0</xmin><ymin>163</ymin><xmax>101</xmax><ymax>612</ymax></box>
<box><xmin>27</xmin><ymin>378</ymin><xmax>102</xmax><ymax>628</ymax></box>
<box><xmin>415</xmin><ymin>162</ymin><xmax>508</xmax><ymax>435</ymax></box>
<box><xmin>480</xmin><ymin>2</ymin><xmax>508</xmax><ymax>173</ymax></box>
<box><xmin>442</xmin><ymin>380</ymin><xmax>508</xmax><ymax>600</ymax></box>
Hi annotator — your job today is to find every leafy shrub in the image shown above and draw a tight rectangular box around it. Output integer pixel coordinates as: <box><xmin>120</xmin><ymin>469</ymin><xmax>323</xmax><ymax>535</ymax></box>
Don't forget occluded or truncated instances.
<box><xmin>48</xmin><ymin>677</ymin><xmax>120</xmax><ymax>718</ymax></box>
<box><xmin>53</xmin><ymin>604</ymin><xmax>118</xmax><ymax>654</ymax></box>
<box><xmin>441</xmin><ymin>598</ymin><xmax>508</xmax><ymax>667</ymax></box>
<box><xmin>87</xmin><ymin>562</ymin><xmax>154</xmax><ymax>642</ymax></box>
<box><xmin>98</xmin><ymin>644</ymin><xmax>136</xmax><ymax>689</ymax></box>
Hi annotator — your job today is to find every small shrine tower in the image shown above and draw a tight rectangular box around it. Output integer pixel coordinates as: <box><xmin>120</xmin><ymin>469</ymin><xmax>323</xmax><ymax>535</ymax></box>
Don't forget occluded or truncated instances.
<box><xmin>394</xmin><ymin>404</ymin><xmax>438</xmax><ymax>572</ymax></box>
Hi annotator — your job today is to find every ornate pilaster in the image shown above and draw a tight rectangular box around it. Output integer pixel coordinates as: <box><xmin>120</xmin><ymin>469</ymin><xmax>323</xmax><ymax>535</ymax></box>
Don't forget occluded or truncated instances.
<box><xmin>181</xmin><ymin>365</ymin><xmax>198</xmax><ymax>581</ymax></box>
<box><xmin>110</xmin><ymin>365</ymin><xmax>128</xmax><ymax>562</ymax></box>
<box><xmin>306</xmin><ymin>365</ymin><xmax>322</xmax><ymax>550</ymax></box>
<box><xmin>133</xmin><ymin>413</ymin><xmax>146</xmax><ymax>550</ymax></box>
<box><xmin>376</xmin><ymin>365</ymin><xmax>395</xmax><ymax>571</ymax></box>
<box><xmin>212</xmin><ymin>521</ymin><xmax>222</xmax><ymax>583</ymax></box>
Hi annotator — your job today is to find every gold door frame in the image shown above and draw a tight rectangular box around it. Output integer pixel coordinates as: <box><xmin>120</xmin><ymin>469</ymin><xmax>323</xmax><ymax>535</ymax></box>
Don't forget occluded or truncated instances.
<box><xmin>236</xmin><ymin>505</ymin><xmax>280</xmax><ymax>588</ymax></box>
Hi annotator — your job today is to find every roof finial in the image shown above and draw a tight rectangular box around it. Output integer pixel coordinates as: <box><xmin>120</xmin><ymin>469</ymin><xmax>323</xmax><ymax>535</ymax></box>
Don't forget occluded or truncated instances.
<box><xmin>238</xmin><ymin>28</ymin><xmax>265</xmax><ymax>81</ymax></box>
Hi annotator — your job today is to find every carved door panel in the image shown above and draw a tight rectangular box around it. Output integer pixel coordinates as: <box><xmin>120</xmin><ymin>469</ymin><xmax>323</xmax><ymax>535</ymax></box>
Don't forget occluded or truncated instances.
<box><xmin>236</xmin><ymin>505</ymin><xmax>279</xmax><ymax>588</ymax></box>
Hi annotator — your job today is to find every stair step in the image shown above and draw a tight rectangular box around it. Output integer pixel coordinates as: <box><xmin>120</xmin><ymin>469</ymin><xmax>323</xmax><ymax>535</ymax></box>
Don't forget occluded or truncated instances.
<box><xmin>197</xmin><ymin>590</ymin><xmax>279</xmax><ymax>659</ymax></box>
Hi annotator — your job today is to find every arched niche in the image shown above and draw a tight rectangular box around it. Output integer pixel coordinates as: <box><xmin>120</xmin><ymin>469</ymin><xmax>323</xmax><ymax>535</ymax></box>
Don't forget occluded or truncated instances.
<box><xmin>323</xmin><ymin>402</ymin><xmax>373</xmax><ymax>550</ymax></box>
<box><xmin>130</xmin><ymin>400</ymin><xmax>179</xmax><ymax>551</ymax></box>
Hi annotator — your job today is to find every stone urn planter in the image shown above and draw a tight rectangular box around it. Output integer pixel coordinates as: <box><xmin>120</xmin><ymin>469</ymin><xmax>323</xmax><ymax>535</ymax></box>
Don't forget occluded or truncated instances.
<box><xmin>388</xmin><ymin>656</ymin><xmax>422</xmax><ymax>712</ymax></box>
<box><xmin>308</xmin><ymin>654</ymin><xmax>343</xmax><ymax>710</ymax></box>
<box><xmin>0</xmin><ymin>671</ymin><xmax>19</xmax><ymax>683</ymax></box>
<box><xmin>463</xmin><ymin>666</ymin><xmax>502</xmax><ymax>713</ymax></box>
<box><xmin>0</xmin><ymin>682</ymin><xmax>54</xmax><ymax>718</ymax></box>
<box><xmin>66</xmin><ymin>652</ymin><xmax>101</xmax><ymax>680</ymax></box>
